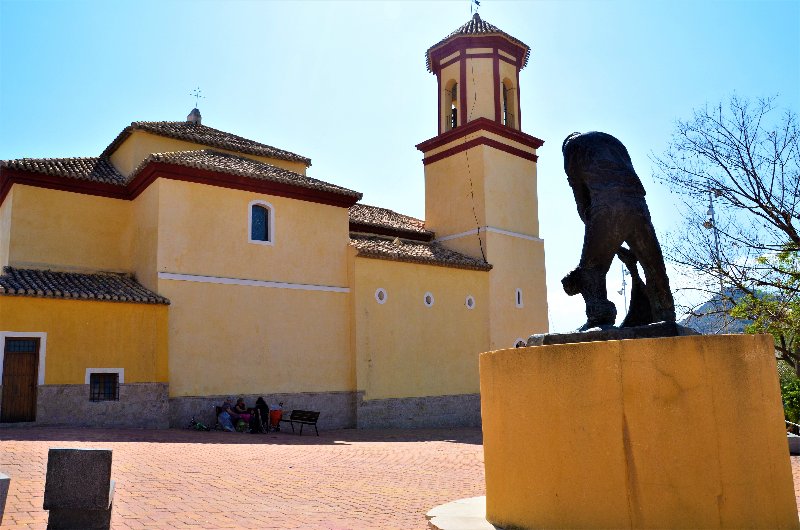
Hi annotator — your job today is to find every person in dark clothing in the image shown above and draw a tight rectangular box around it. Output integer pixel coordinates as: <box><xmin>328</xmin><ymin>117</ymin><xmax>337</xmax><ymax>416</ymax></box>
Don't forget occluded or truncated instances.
<box><xmin>561</xmin><ymin>131</ymin><xmax>675</xmax><ymax>331</ymax></box>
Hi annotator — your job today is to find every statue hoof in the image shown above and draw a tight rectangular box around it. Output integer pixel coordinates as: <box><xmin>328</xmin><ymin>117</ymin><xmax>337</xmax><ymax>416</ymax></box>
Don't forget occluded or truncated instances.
<box><xmin>577</xmin><ymin>322</ymin><xmax>616</xmax><ymax>333</ymax></box>
<box><xmin>527</xmin><ymin>334</ymin><xmax>545</xmax><ymax>347</ymax></box>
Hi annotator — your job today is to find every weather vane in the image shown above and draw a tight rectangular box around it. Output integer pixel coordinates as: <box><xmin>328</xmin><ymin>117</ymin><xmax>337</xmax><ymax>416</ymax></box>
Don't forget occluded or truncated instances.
<box><xmin>470</xmin><ymin>0</ymin><xmax>480</xmax><ymax>14</ymax></box>
<box><xmin>190</xmin><ymin>87</ymin><xmax>205</xmax><ymax>108</ymax></box>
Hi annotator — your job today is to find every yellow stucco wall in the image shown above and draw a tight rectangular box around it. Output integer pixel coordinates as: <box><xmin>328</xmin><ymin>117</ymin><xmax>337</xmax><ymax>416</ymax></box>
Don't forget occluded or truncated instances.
<box><xmin>0</xmin><ymin>188</ymin><xmax>12</xmax><ymax>268</ymax></box>
<box><xmin>156</xmin><ymin>179</ymin><xmax>350</xmax><ymax>287</ymax></box>
<box><xmin>110</xmin><ymin>130</ymin><xmax>308</xmax><ymax>177</ymax></box>
<box><xmin>0</xmin><ymin>297</ymin><xmax>168</xmax><ymax>384</ymax></box>
<box><xmin>482</xmin><ymin>146</ymin><xmax>539</xmax><ymax>236</ymax></box>
<box><xmin>465</xmin><ymin>56</ymin><xmax>495</xmax><ymax>123</ymax></box>
<box><xmin>159</xmin><ymin>278</ymin><xmax>352</xmax><ymax>397</ymax></box>
<box><xmin>485</xmin><ymin>232</ymin><xmax>548</xmax><ymax>348</ymax></box>
<box><xmin>424</xmin><ymin>146</ymin><xmax>488</xmax><ymax>253</ymax></box>
<box><xmin>424</xmin><ymin>142</ymin><xmax>540</xmax><ymax>252</ymax></box>
<box><xmin>353</xmin><ymin>256</ymin><xmax>490</xmax><ymax>400</ymax></box>
<box><xmin>7</xmin><ymin>185</ymin><xmax>132</xmax><ymax>273</ymax></box>
<box><xmin>130</xmin><ymin>180</ymin><xmax>160</xmax><ymax>292</ymax></box>
<box><xmin>481</xmin><ymin>335</ymin><xmax>799</xmax><ymax>529</ymax></box>
<box><xmin>466</xmin><ymin>47</ymin><xmax>494</xmax><ymax>54</ymax></box>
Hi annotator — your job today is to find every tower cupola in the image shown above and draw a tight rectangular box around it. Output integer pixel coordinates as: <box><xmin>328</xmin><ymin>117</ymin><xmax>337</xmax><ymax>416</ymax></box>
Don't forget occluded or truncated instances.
<box><xmin>426</xmin><ymin>13</ymin><xmax>530</xmax><ymax>133</ymax></box>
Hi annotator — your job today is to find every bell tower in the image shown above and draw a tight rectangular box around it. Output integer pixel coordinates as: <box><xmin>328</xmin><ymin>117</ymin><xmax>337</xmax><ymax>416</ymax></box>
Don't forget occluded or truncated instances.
<box><xmin>417</xmin><ymin>13</ymin><xmax>549</xmax><ymax>346</ymax></box>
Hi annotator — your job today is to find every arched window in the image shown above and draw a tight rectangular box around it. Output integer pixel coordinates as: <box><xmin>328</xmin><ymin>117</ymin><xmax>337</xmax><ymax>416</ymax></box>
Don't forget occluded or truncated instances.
<box><xmin>248</xmin><ymin>200</ymin><xmax>274</xmax><ymax>245</ymax></box>
<box><xmin>502</xmin><ymin>79</ymin><xmax>517</xmax><ymax>128</ymax></box>
<box><xmin>444</xmin><ymin>80</ymin><xmax>458</xmax><ymax>131</ymax></box>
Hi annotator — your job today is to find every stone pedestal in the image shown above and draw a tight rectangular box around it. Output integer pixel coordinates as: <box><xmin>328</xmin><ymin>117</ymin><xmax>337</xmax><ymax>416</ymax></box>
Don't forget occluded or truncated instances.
<box><xmin>480</xmin><ymin>334</ymin><xmax>799</xmax><ymax>529</ymax></box>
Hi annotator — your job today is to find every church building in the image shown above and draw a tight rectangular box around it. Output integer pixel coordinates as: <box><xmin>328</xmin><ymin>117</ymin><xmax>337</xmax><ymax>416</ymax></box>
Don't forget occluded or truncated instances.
<box><xmin>0</xmin><ymin>14</ymin><xmax>548</xmax><ymax>429</ymax></box>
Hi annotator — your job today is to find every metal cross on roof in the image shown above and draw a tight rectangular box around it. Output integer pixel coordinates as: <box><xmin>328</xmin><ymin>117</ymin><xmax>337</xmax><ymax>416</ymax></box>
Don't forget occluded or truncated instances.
<box><xmin>190</xmin><ymin>87</ymin><xmax>205</xmax><ymax>108</ymax></box>
<box><xmin>470</xmin><ymin>0</ymin><xmax>480</xmax><ymax>14</ymax></box>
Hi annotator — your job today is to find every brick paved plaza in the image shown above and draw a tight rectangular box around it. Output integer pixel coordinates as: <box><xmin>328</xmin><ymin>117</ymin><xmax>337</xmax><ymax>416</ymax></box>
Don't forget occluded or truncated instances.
<box><xmin>1</xmin><ymin>426</ymin><xmax>799</xmax><ymax>529</ymax></box>
<box><xmin>0</xmin><ymin>427</ymin><xmax>485</xmax><ymax>529</ymax></box>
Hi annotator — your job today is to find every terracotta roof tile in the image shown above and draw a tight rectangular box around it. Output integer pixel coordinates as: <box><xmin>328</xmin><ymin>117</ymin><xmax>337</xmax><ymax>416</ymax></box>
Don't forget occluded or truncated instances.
<box><xmin>426</xmin><ymin>13</ymin><xmax>530</xmax><ymax>71</ymax></box>
<box><xmin>0</xmin><ymin>156</ymin><xmax>127</xmax><ymax>185</ymax></box>
<box><xmin>0</xmin><ymin>267</ymin><xmax>170</xmax><ymax>305</ymax></box>
<box><xmin>133</xmin><ymin>150</ymin><xmax>361</xmax><ymax>199</ymax></box>
<box><xmin>349</xmin><ymin>204</ymin><xmax>434</xmax><ymax>241</ymax></box>
<box><xmin>102</xmin><ymin>121</ymin><xmax>311</xmax><ymax>166</ymax></box>
<box><xmin>350</xmin><ymin>234</ymin><xmax>492</xmax><ymax>271</ymax></box>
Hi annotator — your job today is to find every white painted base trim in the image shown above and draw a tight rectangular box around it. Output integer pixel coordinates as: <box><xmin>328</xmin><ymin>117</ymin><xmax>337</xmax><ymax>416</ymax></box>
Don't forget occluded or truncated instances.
<box><xmin>158</xmin><ymin>272</ymin><xmax>350</xmax><ymax>293</ymax></box>
<box><xmin>0</xmin><ymin>331</ymin><xmax>47</xmax><ymax>385</ymax></box>
<box><xmin>434</xmin><ymin>226</ymin><xmax>543</xmax><ymax>243</ymax></box>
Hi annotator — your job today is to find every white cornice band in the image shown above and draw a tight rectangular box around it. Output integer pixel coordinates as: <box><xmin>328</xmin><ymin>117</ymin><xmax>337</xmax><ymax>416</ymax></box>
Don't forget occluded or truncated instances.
<box><xmin>434</xmin><ymin>226</ymin><xmax>544</xmax><ymax>243</ymax></box>
<box><xmin>158</xmin><ymin>272</ymin><xmax>350</xmax><ymax>293</ymax></box>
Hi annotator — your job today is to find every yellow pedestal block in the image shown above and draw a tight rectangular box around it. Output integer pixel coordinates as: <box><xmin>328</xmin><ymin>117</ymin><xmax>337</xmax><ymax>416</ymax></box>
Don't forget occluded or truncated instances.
<box><xmin>480</xmin><ymin>334</ymin><xmax>799</xmax><ymax>529</ymax></box>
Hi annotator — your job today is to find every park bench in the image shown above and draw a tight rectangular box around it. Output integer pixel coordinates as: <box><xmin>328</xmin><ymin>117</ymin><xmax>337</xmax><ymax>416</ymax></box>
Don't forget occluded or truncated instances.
<box><xmin>43</xmin><ymin>448</ymin><xmax>114</xmax><ymax>529</ymax></box>
<box><xmin>280</xmin><ymin>410</ymin><xmax>320</xmax><ymax>436</ymax></box>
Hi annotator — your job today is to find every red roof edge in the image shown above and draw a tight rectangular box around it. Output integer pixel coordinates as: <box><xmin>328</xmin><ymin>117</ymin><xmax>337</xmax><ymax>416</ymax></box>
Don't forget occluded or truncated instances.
<box><xmin>0</xmin><ymin>162</ymin><xmax>362</xmax><ymax>209</ymax></box>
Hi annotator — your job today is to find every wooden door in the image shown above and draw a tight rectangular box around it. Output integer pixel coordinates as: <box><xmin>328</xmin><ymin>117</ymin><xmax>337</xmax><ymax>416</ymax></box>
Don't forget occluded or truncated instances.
<box><xmin>1</xmin><ymin>338</ymin><xmax>39</xmax><ymax>422</ymax></box>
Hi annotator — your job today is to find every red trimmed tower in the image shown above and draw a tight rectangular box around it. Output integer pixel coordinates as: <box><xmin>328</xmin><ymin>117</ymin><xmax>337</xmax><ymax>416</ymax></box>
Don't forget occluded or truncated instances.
<box><xmin>417</xmin><ymin>13</ymin><xmax>549</xmax><ymax>346</ymax></box>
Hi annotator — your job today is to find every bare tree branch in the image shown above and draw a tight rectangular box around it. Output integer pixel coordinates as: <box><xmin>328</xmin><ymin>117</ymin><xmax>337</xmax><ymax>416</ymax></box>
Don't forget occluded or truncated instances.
<box><xmin>654</xmin><ymin>95</ymin><xmax>800</xmax><ymax>373</ymax></box>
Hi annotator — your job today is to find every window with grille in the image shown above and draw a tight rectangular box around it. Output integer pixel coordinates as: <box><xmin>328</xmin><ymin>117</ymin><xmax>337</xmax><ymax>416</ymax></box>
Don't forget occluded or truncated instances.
<box><xmin>5</xmin><ymin>339</ymin><xmax>38</xmax><ymax>353</ymax></box>
<box><xmin>89</xmin><ymin>373</ymin><xmax>119</xmax><ymax>401</ymax></box>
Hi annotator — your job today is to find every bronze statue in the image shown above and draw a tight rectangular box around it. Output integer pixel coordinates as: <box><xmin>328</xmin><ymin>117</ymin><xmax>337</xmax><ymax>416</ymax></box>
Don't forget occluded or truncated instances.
<box><xmin>561</xmin><ymin>131</ymin><xmax>675</xmax><ymax>331</ymax></box>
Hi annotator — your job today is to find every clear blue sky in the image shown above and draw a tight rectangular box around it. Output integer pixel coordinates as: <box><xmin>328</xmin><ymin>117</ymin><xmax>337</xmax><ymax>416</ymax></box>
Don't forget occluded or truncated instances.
<box><xmin>1</xmin><ymin>0</ymin><xmax>798</xmax><ymax>332</ymax></box>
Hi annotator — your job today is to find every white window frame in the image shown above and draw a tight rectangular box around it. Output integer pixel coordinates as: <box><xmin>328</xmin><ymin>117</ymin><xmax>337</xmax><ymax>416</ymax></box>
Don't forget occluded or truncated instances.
<box><xmin>515</xmin><ymin>288</ymin><xmax>524</xmax><ymax>308</ymax></box>
<box><xmin>248</xmin><ymin>200</ymin><xmax>275</xmax><ymax>246</ymax></box>
<box><xmin>85</xmin><ymin>368</ymin><xmax>125</xmax><ymax>385</ymax></box>
<box><xmin>375</xmin><ymin>288</ymin><xmax>387</xmax><ymax>304</ymax></box>
<box><xmin>0</xmin><ymin>332</ymin><xmax>47</xmax><ymax>385</ymax></box>
<box><xmin>465</xmin><ymin>295</ymin><xmax>475</xmax><ymax>309</ymax></box>
<box><xmin>424</xmin><ymin>292</ymin><xmax>435</xmax><ymax>307</ymax></box>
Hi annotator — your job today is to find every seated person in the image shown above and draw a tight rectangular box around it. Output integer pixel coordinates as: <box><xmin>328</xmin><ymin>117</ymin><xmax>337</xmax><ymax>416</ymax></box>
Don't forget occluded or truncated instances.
<box><xmin>255</xmin><ymin>397</ymin><xmax>270</xmax><ymax>423</ymax></box>
<box><xmin>233</xmin><ymin>397</ymin><xmax>253</xmax><ymax>422</ymax></box>
<box><xmin>217</xmin><ymin>399</ymin><xmax>237</xmax><ymax>432</ymax></box>
<box><xmin>255</xmin><ymin>397</ymin><xmax>273</xmax><ymax>432</ymax></box>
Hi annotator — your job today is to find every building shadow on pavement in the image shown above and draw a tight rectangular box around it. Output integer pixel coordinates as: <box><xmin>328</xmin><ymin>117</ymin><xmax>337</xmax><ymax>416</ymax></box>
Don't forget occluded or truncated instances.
<box><xmin>0</xmin><ymin>426</ymin><xmax>483</xmax><ymax>446</ymax></box>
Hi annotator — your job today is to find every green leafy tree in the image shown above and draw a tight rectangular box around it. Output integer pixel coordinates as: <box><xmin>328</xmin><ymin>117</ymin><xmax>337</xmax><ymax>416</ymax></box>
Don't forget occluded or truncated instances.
<box><xmin>653</xmin><ymin>95</ymin><xmax>800</xmax><ymax>372</ymax></box>
<box><xmin>730</xmin><ymin>248</ymin><xmax>800</xmax><ymax>373</ymax></box>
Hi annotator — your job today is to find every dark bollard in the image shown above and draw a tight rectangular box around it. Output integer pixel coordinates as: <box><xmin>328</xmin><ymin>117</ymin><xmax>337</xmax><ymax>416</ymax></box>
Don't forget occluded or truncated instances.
<box><xmin>43</xmin><ymin>448</ymin><xmax>114</xmax><ymax>530</ymax></box>
<box><xmin>0</xmin><ymin>472</ymin><xmax>9</xmax><ymax>526</ymax></box>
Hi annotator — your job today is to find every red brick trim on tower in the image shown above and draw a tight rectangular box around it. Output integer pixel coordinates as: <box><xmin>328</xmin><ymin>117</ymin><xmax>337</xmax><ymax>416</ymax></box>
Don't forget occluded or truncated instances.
<box><xmin>416</xmin><ymin>117</ymin><xmax>544</xmax><ymax>153</ymax></box>
<box><xmin>437</xmin><ymin>74</ymin><xmax>442</xmax><ymax>135</ymax></box>
<box><xmin>433</xmin><ymin>46</ymin><xmax>522</xmax><ymax>129</ymax></box>
<box><xmin>493</xmin><ymin>52</ymin><xmax>501</xmax><ymax>123</ymax></box>
<box><xmin>428</xmin><ymin>35</ymin><xmax>528</xmax><ymax>76</ymax></box>
<box><xmin>420</xmin><ymin>137</ymin><xmax>538</xmax><ymax>166</ymax></box>
<box><xmin>516</xmin><ymin>67</ymin><xmax>522</xmax><ymax>128</ymax></box>
<box><xmin>459</xmin><ymin>53</ymin><xmax>467</xmax><ymax>128</ymax></box>
<box><xmin>440</xmin><ymin>55</ymin><xmax>461</xmax><ymax>70</ymax></box>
